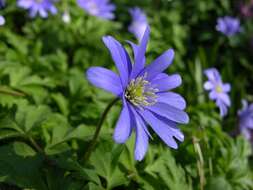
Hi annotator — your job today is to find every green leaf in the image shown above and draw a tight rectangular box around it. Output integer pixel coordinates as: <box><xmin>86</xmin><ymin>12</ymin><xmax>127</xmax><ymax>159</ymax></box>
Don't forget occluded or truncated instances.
<box><xmin>84</xmin><ymin>182</ymin><xmax>104</xmax><ymax>190</ymax></box>
<box><xmin>52</xmin><ymin>93</ymin><xmax>69</xmax><ymax>116</ymax></box>
<box><xmin>0</xmin><ymin>114</ymin><xmax>24</xmax><ymax>134</ymax></box>
<box><xmin>13</xmin><ymin>141</ymin><xmax>36</xmax><ymax>157</ymax></box>
<box><xmin>23</xmin><ymin>105</ymin><xmax>51</xmax><ymax>132</ymax></box>
<box><xmin>44</xmin><ymin>116</ymin><xmax>98</xmax><ymax>155</ymax></box>
<box><xmin>65</xmin><ymin>124</ymin><xmax>96</xmax><ymax>141</ymax></box>
<box><xmin>43</xmin><ymin>114</ymin><xmax>70</xmax><ymax>154</ymax></box>
<box><xmin>90</xmin><ymin>141</ymin><xmax>126</xmax><ymax>189</ymax></box>
<box><xmin>14</xmin><ymin>102</ymin><xmax>51</xmax><ymax>133</ymax></box>
<box><xmin>145</xmin><ymin>149</ymin><xmax>191</xmax><ymax>190</ymax></box>
<box><xmin>0</xmin><ymin>129</ymin><xmax>21</xmax><ymax>140</ymax></box>
<box><xmin>55</xmin><ymin>155</ymin><xmax>101</xmax><ymax>185</ymax></box>
<box><xmin>45</xmin><ymin>143</ymin><xmax>71</xmax><ymax>155</ymax></box>
<box><xmin>206</xmin><ymin>177</ymin><xmax>232</xmax><ymax>190</ymax></box>
<box><xmin>0</xmin><ymin>142</ymin><xmax>46</xmax><ymax>190</ymax></box>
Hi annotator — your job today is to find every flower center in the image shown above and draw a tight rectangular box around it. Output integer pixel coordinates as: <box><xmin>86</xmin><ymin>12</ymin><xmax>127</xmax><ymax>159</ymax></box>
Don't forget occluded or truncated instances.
<box><xmin>216</xmin><ymin>85</ymin><xmax>223</xmax><ymax>93</ymax></box>
<box><xmin>125</xmin><ymin>74</ymin><xmax>158</xmax><ymax>108</ymax></box>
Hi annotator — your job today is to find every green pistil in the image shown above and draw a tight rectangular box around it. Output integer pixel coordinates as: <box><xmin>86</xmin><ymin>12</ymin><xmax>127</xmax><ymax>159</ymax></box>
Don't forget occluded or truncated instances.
<box><xmin>125</xmin><ymin>74</ymin><xmax>158</xmax><ymax>108</ymax></box>
<box><xmin>216</xmin><ymin>85</ymin><xmax>223</xmax><ymax>93</ymax></box>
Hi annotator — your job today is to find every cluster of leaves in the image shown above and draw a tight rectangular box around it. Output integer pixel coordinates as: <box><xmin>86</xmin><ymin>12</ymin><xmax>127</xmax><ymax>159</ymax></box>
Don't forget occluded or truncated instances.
<box><xmin>0</xmin><ymin>0</ymin><xmax>253</xmax><ymax>189</ymax></box>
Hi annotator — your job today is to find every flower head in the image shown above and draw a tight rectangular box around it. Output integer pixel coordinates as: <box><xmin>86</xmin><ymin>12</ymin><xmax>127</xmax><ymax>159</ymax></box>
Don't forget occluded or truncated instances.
<box><xmin>216</xmin><ymin>16</ymin><xmax>241</xmax><ymax>36</ymax></box>
<box><xmin>86</xmin><ymin>27</ymin><xmax>189</xmax><ymax>161</ymax></box>
<box><xmin>17</xmin><ymin>0</ymin><xmax>57</xmax><ymax>18</ymax></box>
<box><xmin>204</xmin><ymin>68</ymin><xmax>231</xmax><ymax>117</ymax></box>
<box><xmin>77</xmin><ymin>0</ymin><xmax>115</xmax><ymax>20</ymax></box>
<box><xmin>128</xmin><ymin>7</ymin><xmax>148</xmax><ymax>41</ymax></box>
<box><xmin>238</xmin><ymin>100</ymin><xmax>253</xmax><ymax>141</ymax></box>
<box><xmin>0</xmin><ymin>15</ymin><xmax>5</xmax><ymax>26</ymax></box>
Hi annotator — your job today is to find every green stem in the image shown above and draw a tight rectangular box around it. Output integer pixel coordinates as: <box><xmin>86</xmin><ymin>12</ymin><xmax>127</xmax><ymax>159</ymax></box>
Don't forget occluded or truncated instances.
<box><xmin>83</xmin><ymin>98</ymin><xmax>119</xmax><ymax>162</ymax></box>
<box><xmin>0</xmin><ymin>86</ymin><xmax>26</xmax><ymax>97</ymax></box>
<box><xmin>29</xmin><ymin>136</ymin><xmax>44</xmax><ymax>154</ymax></box>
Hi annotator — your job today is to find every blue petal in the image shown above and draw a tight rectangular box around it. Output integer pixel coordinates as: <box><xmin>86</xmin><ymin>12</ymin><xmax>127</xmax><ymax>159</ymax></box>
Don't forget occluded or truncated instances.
<box><xmin>240</xmin><ymin>128</ymin><xmax>251</xmax><ymax>140</ymax></box>
<box><xmin>209</xmin><ymin>90</ymin><xmax>218</xmax><ymax>100</ymax></box>
<box><xmin>204</xmin><ymin>68</ymin><xmax>221</xmax><ymax>83</ymax></box>
<box><xmin>134</xmin><ymin>115</ymin><xmax>149</xmax><ymax>161</ymax></box>
<box><xmin>141</xmin><ymin>49</ymin><xmax>174</xmax><ymax>80</ymax></box>
<box><xmin>140</xmin><ymin>110</ymin><xmax>184</xmax><ymax>149</ymax></box>
<box><xmin>126</xmin><ymin>40</ymin><xmax>146</xmax><ymax>69</ymax></box>
<box><xmin>147</xmin><ymin>102</ymin><xmax>189</xmax><ymax>124</ymax></box>
<box><xmin>203</xmin><ymin>81</ymin><xmax>214</xmax><ymax>90</ymax></box>
<box><xmin>240</xmin><ymin>116</ymin><xmax>253</xmax><ymax>130</ymax></box>
<box><xmin>86</xmin><ymin>67</ymin><xmax>123</xmax><ymax>96</ymax></box>
<box><xmin>39</xmin><ymin>9</ymin><xmax>48</xmax><ymax>18</ymax></box>
<box><xmin>157</xmin><ymin>92</ymin><xmax>186</xmax><ymax>110</ymax></box>
<box><xmin>216</xmin><ymin>99</ymin><xmax>228</xmax><ymax>117</ymax></box>
<box><xmin>151</xmin><ymin>73</ymin><xmax>182</xmax><ymax>92</ymax></box>
<box><xmin>130</xmin><ymin>106</ymin><xmax>149</xmax><ymax>161</ymax></box>
<box><xmin>219</xmin><ymin>93</ymin><xmax>231</xmax><ymax>106</ymax></box>
<box><xmin>126</xmin><ymin>40</ymin><xmax>138</xmax><ymax>60</ymax></box>
<box><xmin>113</xmin><ymin>102</ymin><xmax>132</xmax><ymax>143</ymax></box>
<box><xmin>102</xmin><ymin>36</ymin><xmax>132</xmax><ymax>88</ymax></box>
<box><xmin>222</xmin><ymin>83</ymin><xmax>231</xmax><ymax>92</ymax></box>
<box><xmin>130</xmin><ymin>26</ymin><xmax>150</xmax><ymax>79</ymax></box>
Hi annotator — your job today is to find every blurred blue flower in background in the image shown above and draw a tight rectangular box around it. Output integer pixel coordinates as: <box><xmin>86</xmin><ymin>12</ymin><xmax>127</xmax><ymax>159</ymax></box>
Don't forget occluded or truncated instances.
<box><xmin>77</xmin><ymin>0</ymin><xmax>115</xmax><ymax>20</ymax></box>
<box><xmin>204</xmin><ymin>68</ymin><xmax>231</xmax><ymax>117</ymax></box>
<box><xmin>0</xmin><ymin>15</ymin><xmax>5</xmax><ymax>26</ymax></box>
<box><xmin>0</xmin><ymin>0</ymin><xmax>5</xmax><ymax>26</ymax></box>
<box><xmin>238</xmin><ymin>100</ymin><xmax>253</xmax><ymax>141</ymax></box>
<box><xmin>17</xmin><ymin>0</ymin><xmax>57</xmax><ymax>18</ymax></box>
<box><xmin>128</xmin><ymin>7</ymin><xmax>148</xmax><ymax>41</ymax></box>
<box><xmin>216</xmin><ymin>16</ymin><xmax>241</xmax><ymax>36</ymax></box>
<box><xmin>86</xmin><ymin>27</ymin><xmax>189</xmax><ymax>161</ymax></box>
<box><xmin>0</xmin><ymin>0</ymin><xmax>5</xmax><ymax>8</ymax></box>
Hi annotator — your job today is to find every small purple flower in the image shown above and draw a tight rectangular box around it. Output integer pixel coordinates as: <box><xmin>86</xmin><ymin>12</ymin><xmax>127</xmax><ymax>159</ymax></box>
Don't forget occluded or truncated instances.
<box><xmin>240</xmin><ymin>0</ymin><xmax>253</xmax><ymax>18</ymax></box>
<box><xmin>0</xmin><ymin>15</ymin><xmax>5</xmax><ymax>26</ymax></box>
<box><xmin>238</xmin><ymin>100</ymin><xmax>253</xmax><ymax>141</ymax></box>
<box><xmin>216</xmin><ymin>16</ymin><xmax>241</xmax><ymax>36</ymax></box>
<box><xmin>86</xmin><ymin>27</ymin><xmax>189</xmax><ymax>161</ymax></box>
<box><xmin>128</xmin><ymin>7</ymin><xmax>149</xmax><ymax>41</ymax></box>
<box><xmin>17</xmin><ymin>0</ymin><xmax>57</xmax><ymax>18</ymax></box>
<box><xmin>77</xmin><ymin>0</ymin><xmax>115</xmax><ymax>20</ymax></box>
<box><xmin>204</xmin><ymin>68</ymin><xmax>231</xmax><ymax>117</ymax></box>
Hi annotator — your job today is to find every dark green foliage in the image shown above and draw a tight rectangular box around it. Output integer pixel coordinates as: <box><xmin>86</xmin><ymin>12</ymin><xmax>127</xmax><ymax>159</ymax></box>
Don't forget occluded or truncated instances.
<box><xmin>0</xmin><ymin>0</ymin><xmax>252</xmax><ymax>189</ymax></box>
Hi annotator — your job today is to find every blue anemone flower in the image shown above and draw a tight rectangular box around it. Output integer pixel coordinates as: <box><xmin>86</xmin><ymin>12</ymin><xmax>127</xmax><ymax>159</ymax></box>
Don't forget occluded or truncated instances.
<box><xmin>0</xmin><ymin>0</ymin><xmax>5</xmax><ymax>26</ymax></box>
<box><xmin>86</xmin><ymin>27</ymin><xmax>189</xmax><ymax>161</ymax></box>
<box><xmin>0</xmin><ymin>0</ymin><xmax>5</xmax><ymax>8</ymax></box>
<box><xmin>128</xmin><ymin>7</ymin><xmax>148</xmax><ymax>41</ymax></box>
<box><xmin>0</xmin><ymin>15</ymin><xmax>5</xmax><ymax>26</ymax></box>
<box><xmin>77</xmin><ymin>0</ymin><xmax>115</xmax><ymax>20</ymax></box>
<box><xmin>238</xmin><ymin>100</ymin><xmax>253</xmax><ymax>141</ymax></box>
<box><xmin>216</xmin><ymin>16</ymin><xmax>241</xmax><ymax>36</ymax></box>
<box><xmin>204</xmin><ymin>68</ymin><xmax>231</xmax><ymax>117</ymax></box>
<box><xmin>17</xmin><ymin>0</ymin><xmax>57</xmax><ymax>18</ymax></box>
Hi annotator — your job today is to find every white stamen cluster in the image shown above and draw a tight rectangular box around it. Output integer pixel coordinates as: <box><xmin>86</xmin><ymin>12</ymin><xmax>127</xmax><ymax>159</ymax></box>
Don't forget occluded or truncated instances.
<box><xmin>215</xmin><ymin>85</ymin><xmax>223</xmax><ymax>93</ymax></box>
<box><xmin>125</xmin><ymin>74</ymin><xmax>158</xmax><ymax>108</ymax></box>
